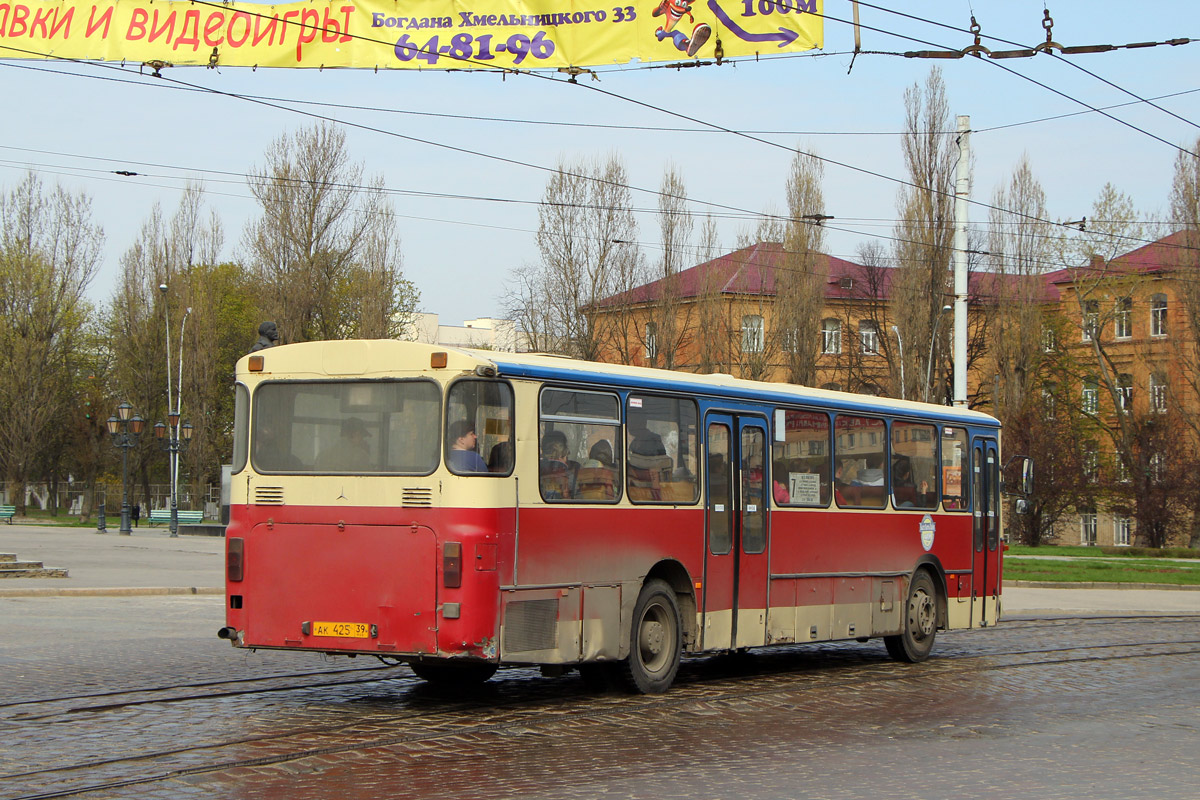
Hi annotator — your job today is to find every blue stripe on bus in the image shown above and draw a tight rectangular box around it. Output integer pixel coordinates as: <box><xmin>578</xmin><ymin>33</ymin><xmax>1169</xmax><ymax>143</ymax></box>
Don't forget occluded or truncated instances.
<box><xmin>488</xmin><ymin>359</ymin><xmax>998</xmax><ymax>429</ymax></box>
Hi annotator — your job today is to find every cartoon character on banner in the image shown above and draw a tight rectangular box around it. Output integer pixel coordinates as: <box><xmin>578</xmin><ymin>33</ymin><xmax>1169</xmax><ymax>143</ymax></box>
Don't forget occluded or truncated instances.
<box><xmin>652</xmin><ymin>0</ymin><xmax>712</xmax><ymax>57</ymax></box>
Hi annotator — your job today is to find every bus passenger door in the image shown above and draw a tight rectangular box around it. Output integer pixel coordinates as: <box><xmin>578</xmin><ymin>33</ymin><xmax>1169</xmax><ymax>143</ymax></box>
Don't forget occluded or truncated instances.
<box><xmin>971</xmin><ymin>439</ymin><xmax>1000</xmax><ymax>627</ymax></box>
<box><xmin>702</xmin><ymin>414</ymin><xmax>770</xmax><ymax>651</ymax></box>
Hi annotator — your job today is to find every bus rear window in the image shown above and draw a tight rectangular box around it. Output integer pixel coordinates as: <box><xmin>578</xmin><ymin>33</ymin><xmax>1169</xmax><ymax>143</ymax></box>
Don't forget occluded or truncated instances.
<box><xmin>252</xmin><ymin>380</ymin><xmax>440</xmax><ymax>475</ymax></box>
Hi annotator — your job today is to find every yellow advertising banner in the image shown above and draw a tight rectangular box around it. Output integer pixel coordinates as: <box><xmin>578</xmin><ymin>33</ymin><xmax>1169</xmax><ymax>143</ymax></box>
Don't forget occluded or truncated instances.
<box><xmin>0</xmin><ymin>0</ymin><xmax>822</xmax><ymax>70</ymax></box>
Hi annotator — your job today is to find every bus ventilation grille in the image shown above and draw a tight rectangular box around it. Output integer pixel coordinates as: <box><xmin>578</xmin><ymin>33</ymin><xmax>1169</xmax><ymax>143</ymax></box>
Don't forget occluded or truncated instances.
<box><xmin>503</xmin><ymin>599</ymin><xmax>559</xmax><ymax>653</ymax></box>
<box><xmin>402</xmin><ymin>488</ymin><xmax>433</xmax><ymax>507</ymax></box>
<box><xmin>253</xmin><ymin>487</ymin><xmax>285</xmax><ymax>505</ymax></box>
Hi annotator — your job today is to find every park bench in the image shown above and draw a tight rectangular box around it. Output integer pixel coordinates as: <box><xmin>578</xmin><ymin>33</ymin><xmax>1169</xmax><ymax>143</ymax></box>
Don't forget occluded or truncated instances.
<box><xmin>147</xmin><ymin>509</ymin><xmax>204</xmax><ymax>526</ymax></box>
<box><xmin>0</xmin><ymin>505</ymin><xmax>14</xmax><ymax>524</ymax></box>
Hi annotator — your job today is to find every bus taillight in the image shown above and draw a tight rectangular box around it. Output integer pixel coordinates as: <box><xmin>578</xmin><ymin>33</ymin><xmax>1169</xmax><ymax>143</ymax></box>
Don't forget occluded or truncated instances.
<box><xmin>443</xmin><ymin>542</ymin><xmax>462</xmax><ymax>588</ymax></box>
<box><xmin>227</xmin><ymin>537</ymin><xmax>245</xmax><ymax>582</ymax></box>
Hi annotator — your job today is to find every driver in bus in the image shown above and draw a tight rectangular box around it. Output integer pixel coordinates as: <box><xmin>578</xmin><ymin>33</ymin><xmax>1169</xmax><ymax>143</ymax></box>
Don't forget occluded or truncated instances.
<box><xmin>448</xmin><ymin>420</ymin><xmax>489</xmax><ymax>472</ymax></box>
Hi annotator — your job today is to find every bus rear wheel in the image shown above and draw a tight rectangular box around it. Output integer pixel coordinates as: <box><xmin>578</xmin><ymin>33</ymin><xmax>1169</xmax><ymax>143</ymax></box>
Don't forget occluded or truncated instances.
<box><xmin>884</xmin><ymin>570</ymin><xmax>938</xmax><ymax>663</ymax></box>
<box><xmin>410</xmin><ymin>659</ymin><xmax>498</xmax><ymax>686</ymax></box>
<box><xmin>617</xmin><ymin>578</ymin><xmax>682</xmax><ymax>694</ymax></box>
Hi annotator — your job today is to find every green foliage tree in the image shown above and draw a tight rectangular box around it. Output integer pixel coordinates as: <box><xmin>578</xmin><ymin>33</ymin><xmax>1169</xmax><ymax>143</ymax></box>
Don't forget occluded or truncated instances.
<box><xmin>0</xmin><ymin>173</ymin><xmax>103</xmax><ymax>513</ymax></box>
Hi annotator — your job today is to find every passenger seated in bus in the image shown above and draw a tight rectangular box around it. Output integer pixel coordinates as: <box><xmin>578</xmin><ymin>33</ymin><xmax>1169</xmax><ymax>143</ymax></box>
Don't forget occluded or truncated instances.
<box><xmin>583</xmin><ymin>439</ymin><xmax>615</xmax><ymax>468</ymax></box>
<box><xmin>834</xmin><ymin>460</ymin><xmax>854</xmax><ymax>505</ymax></box>
<box><xmin>628</xmin><ymin>416</ymin><xmax>666</xmax><ymax>457</ymax></box>
<box><xmin>772</xmin><ymin>460</ymin><xmax>790</xmax><ymax>504</ymax></box>
<box><xmin>487</xmin><ymin>440</ymin><xmax>513</xmax><ymax>473</ymax></box>
<box><xmin>852</xmin><ymin>453</ymin><xmax>885</xmax><ymax>486</ymax></box>
<box><xmin>315</xmin><ymin>417</ymin><xmax>372</xmax><ymax>472</ymax></box>
<box><xmin>539</xmin><ymin>430</ymin><xmax>577</xmax><ymax>499</ymax></box>
<box><xmin>256</xmin><ymin>420</ymin><xmax>304</xmax><ymax>471</ymax></box>
<box><xmin>447</xmin><ymin>420</ymin><xmax>489</xmax><ymax>473</ymax></box>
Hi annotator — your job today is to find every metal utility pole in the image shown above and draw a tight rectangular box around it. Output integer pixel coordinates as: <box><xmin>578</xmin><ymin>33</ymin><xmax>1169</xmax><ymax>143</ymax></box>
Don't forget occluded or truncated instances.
<box><xmin>953</xmin><ymin>115</ymin><xmax>970</xmax><ymax>407</ymax></box>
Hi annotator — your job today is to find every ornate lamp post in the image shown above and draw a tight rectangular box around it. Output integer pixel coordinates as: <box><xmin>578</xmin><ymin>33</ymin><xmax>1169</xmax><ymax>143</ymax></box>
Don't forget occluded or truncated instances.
<box><xmin>106</xmin><ymin>402</ymin><xmax>144</xmax><ymax>535</ymax></box>
<box><xmin>154</xmin><ymin>417</ymin><xmax>193</xmax><ymax>538</ymax></box>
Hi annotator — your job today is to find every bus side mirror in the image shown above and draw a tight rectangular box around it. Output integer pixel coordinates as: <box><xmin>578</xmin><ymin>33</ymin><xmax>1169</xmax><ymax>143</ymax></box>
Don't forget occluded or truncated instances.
<box><xmin>1015</xmin><ymin>498</ymin><xmax>1030</xmax><ymax>515</ymax></box>
<box><xmin>1001</xmin><ymin>455</ymin><xmax>1034</xmax><ymax>497</ymax></box>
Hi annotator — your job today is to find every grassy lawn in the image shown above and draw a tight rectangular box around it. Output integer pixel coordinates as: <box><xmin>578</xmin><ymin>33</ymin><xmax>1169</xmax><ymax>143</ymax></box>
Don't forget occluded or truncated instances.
<box><xmin>1008</xmin><ymin>545</ymin><xmax>1199</xmax><ymax>559</ymax></box>
<box><xmin>1005</xmin><ymin>554</ymin><xmax>1200</xmax><ymax>586</ymax></box>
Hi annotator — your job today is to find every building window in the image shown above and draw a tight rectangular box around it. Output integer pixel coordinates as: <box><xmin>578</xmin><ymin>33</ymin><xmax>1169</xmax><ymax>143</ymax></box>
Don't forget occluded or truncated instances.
<box><xmin>1151</xmin><ymin>293</ymin><xmax>1167</xmax><ymax>337</ymax></box>
<box><xmin>1150</xmin><ymin>372</ymin><xmax>1167</xmax><ymax>413</ymax></box>
<box><xmin>1114</xmin><ymin>515</ymin><xmax>1132</xmax><ymax>546</ymax></box>
<box><xmin>1043</xmin><ymin>382</ymin><xmax>1057</xmax><ymax>419</ymax></box>
<box><xmin>782</xmin><ymin>327</ymin><xmax>799</xmax><ymax>353</ymax></box>
<box><xmin>1150</xmin><ymin>452</ymin><xmax>1165</xmax><ymax>484</ymax></box>
<box><xmin>1082</xmin><ymin>300</ymin><xmax>1099</xmax><ymax>342</ymax></box>
<box><xmin>821</xmin><ymin>318</ymin><xmax>842</xmax><ymax>354</ymax></box>
<box><xmin>1117</xmin><ymin>373</ymin><xmax>1133</xmax><ymax>413</ymax></box>
<box><xmin>1116</xmin><ymin>455</ymin><xmax>1130</xmax><ymax>483</ymax></box>
<box><xmin>741</xmin><ymin>315</ymin><xmax>764</xmax><ymax>353</ymax></box>
<box><xmin>859</xmin><ymin>320</ymin><xmax>878</xmax><ymax>355</ymax></box>
<box><xmin>1080</xmin><ymin>511</ymin><xmax>1098</xmax><ymax>546</ymax></box>
<box><xmin>1041</xmin><ymin>327</ymin><xmax>1057</xmax><ymax>353</ymax></box>
<box><xmin>1114</xmin><ymin>298</ymin><xmax>1132</xmax><ymax>339</ymax></box>
<box><xmin>1082</xmin><ymin>377</ymin><xmax>1098</xmax><ymax>414</ymax></box>
<box><xmin>644</xmin><ymin>322</ymin><xmax>658</xmax><ymax>360</ymax></box>
<box><xmin>1083</xmin><ymin>441</ymin><xmax>1099</xmax><ymax>483</ymax></box>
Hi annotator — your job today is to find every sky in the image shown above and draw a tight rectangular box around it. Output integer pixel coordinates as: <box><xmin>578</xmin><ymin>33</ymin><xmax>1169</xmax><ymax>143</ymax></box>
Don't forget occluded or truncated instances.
<box><xmin>3</xmin><ymin>0</ymin><xmax>1199</xmax><ymax>326</ymax></box>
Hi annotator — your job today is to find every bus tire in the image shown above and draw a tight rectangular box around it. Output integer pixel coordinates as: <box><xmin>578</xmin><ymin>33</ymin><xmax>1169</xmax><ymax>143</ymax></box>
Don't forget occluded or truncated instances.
<box><xmin>617</xmin><ymin>578</ymin><xmax>682</xmax><ymax>694</ymax></box>
<box><xmin>410</xmin><ymin>659</ymin><xmax>498</xmax><ymax>685</ymax></box>
<box><xmin>884</xmin><ymin>570</ymin><xmax>938</xmax><ymax>663</ymax></box>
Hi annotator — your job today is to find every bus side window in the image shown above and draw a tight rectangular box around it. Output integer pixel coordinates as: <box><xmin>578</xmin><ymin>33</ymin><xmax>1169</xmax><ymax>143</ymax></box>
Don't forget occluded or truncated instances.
<box><xmin>834</xmin><ymin>415</ymin><xmax>887</xmax><ymax>509</ymax></box>
<box><xmin>771</xmin><ymin>408</ymin><xmax>831</xmax><ymax>507</ymax></box>
<box><xmin>627</xmin><ymin>395</ymin><xmax>698</xmax><ymax>504</ymax></box>
<box><xmin>940</xmin><ymin>426</ymin><xmax>970</xmax><ymax>511</ymax></box>
<box><xmin>891</xmin><ymin>421</ymin><xmax>937</xmax><ymax>510</ymax></box>
<box><xmin>539</xmin><ymin>388</ymin><xmax>622</xmax><ymax>503</ymax></box>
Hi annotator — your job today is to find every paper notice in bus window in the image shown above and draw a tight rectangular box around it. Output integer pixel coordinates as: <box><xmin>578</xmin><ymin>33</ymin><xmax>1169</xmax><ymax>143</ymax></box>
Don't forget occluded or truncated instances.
<box><xmin>747</xmin><ymin>504</ymin><xmax>757</xmax><ymax>513</ymax></box>
<box><xmin>789</xmin><ymin>472</ymin><xmax>821</xmax><ymax>504</ymax></box>
<box><xmin>774</xmin><ymin>409</ymin><xmax>786</xmax><ymax>441</ymax></box>
<box><xmin>944</xmin><ymin>467</ymin><xmax>962</xmax><ymax>496</ymax></box>
<box><xmin>714</xmin><ymin>503</ymin><xmax>725</xmax><ymax>512</ymax></box>
<box><xmin>629</xmin><ymin>397</ymin><xmax>643</xmax><ymax>408</ymax></box>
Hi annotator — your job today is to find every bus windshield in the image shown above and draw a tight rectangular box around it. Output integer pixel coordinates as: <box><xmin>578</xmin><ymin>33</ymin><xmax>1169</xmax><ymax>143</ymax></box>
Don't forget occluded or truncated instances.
<box><xmin>252</xmin><ymin>379</ymin><xmax>441</xmax><ymax>475</ymax></box>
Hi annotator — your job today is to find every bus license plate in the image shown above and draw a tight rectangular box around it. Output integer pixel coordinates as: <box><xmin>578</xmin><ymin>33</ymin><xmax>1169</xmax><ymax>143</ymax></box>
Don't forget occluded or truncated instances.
<box><xmin>313</xmin><ymin>621</ymin><xmax>369</xmax><ymax>638</ymax></box>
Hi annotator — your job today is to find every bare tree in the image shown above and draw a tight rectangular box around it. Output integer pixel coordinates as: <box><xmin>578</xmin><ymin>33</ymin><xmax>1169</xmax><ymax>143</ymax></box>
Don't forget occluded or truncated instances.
<box><xmin>243</xmin><ymin>122</ymin><xmax>418</xmax><ymax>343</ymax></box>
<box><xmin>1168</xmin><ymin>136</ymin><xmax>1200</xmax><ymax>546</ymax></box>
<box><xmin>526</xmin><ymin>153</ymin><xmax>641</xmax><ymax>361</ymax></box>
<box><xmin>988</xmin><ymin>156</ymin><xmax>1054</xmax><ymax>412</ymax></box>
<box><xmin>0</xmin><ymin>173</ymin><xmax>103</xmax><ymax>511</ymax></box>
<box><xmin>775</xmin><ymin>149</ymin><xmax>828</xmax><ymax>386</ymax></box>
<box><xmin>694</xmin><ymin>216</ymin><xmax>731</xmax><ymax>374</ymax></box>
<box><xmin>644</xmin><ymin>165</ymin><xmax>694</xmax><ymax>369</ymax></box>
<box><xmin>889</xmin><ymin>67</ymin><xmax>956</xmax><ymax>402</ymax></box>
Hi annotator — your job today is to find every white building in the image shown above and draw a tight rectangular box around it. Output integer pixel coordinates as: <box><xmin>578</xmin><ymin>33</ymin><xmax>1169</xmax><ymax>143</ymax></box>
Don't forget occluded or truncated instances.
<box><xmin>408</xmin><ymin>313</ymin><xmax>526</xmax><ymax>352</ymax></box>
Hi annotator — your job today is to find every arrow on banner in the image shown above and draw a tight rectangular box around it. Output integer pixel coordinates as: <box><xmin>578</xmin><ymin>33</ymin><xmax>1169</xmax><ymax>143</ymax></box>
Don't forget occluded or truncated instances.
<box><xmin>706</xmin><ymin>0</ymin><xmax>801</xmax><ymax>47</ymax></box>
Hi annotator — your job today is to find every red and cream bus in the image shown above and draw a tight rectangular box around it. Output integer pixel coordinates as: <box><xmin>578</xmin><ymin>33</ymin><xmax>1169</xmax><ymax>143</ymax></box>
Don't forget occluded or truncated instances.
<box><xmin>219</xmin><ymin>340</ymin><xmax>1030</xmax><ymax>693</ymax></box>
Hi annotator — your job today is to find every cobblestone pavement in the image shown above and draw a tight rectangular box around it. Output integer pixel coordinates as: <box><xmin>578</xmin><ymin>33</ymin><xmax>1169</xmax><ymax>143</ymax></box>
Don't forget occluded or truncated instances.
<box><xmin>2</xmin><ymin>597</ymin><xmax>1198</xmax><ymax>800</ymax></box>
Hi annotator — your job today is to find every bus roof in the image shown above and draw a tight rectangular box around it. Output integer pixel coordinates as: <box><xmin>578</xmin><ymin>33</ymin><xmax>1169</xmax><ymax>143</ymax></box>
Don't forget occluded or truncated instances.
<box><xmin>238</xmin><ymin>340</ymin><xmax>999</xmax><ymax>429</ymax></box>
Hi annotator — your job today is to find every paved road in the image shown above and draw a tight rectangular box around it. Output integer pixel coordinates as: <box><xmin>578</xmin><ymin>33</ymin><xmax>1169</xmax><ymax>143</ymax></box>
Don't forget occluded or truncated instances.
<box><xmin>3</xmin><ymin>525</ymin><xmax>1200</xmax><ymax>799</ymax></box>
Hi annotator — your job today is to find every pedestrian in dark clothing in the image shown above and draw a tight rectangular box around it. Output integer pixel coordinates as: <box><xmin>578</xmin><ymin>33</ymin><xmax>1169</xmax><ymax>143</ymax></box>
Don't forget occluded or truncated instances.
<box><xmin>131</xmin><ymin>504</ymin><xmax>141</xmax><ymax>528</ymax></box>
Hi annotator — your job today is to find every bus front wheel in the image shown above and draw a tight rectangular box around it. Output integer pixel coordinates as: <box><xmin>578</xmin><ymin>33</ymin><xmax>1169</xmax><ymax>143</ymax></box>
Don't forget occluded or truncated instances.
<box><xmin>618</xmin><ymin>578</ymin><xmax>682</xmax><ymax>694</ymax></box>
<box><xmin>884</xmin><ymin>570</ymin><xmax>938</xmax><ymax>663</ymax></box>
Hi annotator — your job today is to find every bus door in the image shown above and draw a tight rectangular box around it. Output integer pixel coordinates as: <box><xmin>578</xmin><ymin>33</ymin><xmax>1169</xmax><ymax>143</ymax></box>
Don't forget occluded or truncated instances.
<box><xmin>702</xmin><ymin>413</ymin><xmax>770</xmax><ymax>651</ymax></box>
<box><xmin>971</xmin><ymin>438</ymin><xmax>1001</xmax><ymax>626</ymax></box>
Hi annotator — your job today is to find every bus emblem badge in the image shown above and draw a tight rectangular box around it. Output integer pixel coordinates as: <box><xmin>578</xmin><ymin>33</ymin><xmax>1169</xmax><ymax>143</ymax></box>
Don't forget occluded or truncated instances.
<box><xmin>919</xmin><ymin>514</ymin><xmax>936</xmax><ymax>551</ymax></box>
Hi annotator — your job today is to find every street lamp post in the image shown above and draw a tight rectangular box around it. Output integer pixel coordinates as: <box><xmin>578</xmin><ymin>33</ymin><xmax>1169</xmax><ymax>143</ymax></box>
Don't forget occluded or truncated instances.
<box><xmin>154</xmin><ymin>418</ymin><xmax>193</xmax><ymax>537</ymax></box>
<box><xmin>925</xmin><ymin>305</ymin><xmax>954</xmax><ymax>403</ymax></box>
<box><xmin>106</xmin><ymin>402</ymin><xmax>144</xmax><ymax>535</ymax></box>
<box><xmin>160</xmin><ymin>283</ymin><xmax>193</xmax><ymax>538</ymax></box>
